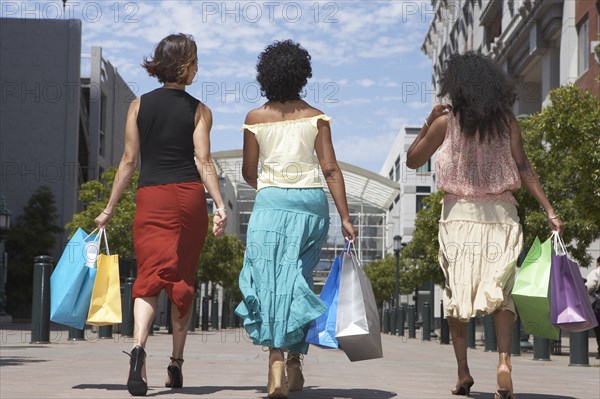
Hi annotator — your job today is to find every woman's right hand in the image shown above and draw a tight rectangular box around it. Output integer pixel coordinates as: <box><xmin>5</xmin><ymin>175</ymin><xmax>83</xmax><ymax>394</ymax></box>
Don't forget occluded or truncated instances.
<box><xmin>547</xmin><ymin>214</ymin><xmax>564</xmax><ymax>236</ymax></box>
<box><xmin>342</xmin><ymin>219</ymin><xmax>357</xmax><ymax>242</ymax></box>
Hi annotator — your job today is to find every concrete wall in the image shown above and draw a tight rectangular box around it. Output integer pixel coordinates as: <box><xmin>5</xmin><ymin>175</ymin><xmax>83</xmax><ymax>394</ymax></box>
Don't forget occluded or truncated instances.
<box><xmin>0</xmin><ymin>18</ymin><xmax>82</xmax><ymax>252</ymax></box>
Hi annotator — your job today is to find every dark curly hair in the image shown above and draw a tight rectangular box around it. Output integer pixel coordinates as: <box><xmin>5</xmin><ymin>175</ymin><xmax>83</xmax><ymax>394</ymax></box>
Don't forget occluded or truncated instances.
<box><xmin>256</xmin><ymin>40</ymin><xmax>312</xmax><ymax>102</ymax></box>
<box><xmin>438</xmin><ymin>52</ymin><xmax>516</xmax><ymax>140</ymax></box>
<box><xmin>142</xmin><ymin>33</ymin><xmax>197</xmax><ymax>84</ymax></box>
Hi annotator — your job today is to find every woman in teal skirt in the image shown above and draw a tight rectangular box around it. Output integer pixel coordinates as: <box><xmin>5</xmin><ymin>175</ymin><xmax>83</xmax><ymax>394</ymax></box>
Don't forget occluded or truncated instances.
<box><xmin>235</xmin><ymin>40</ymin><xmax>357</xmax><ymax>399</ymax></box>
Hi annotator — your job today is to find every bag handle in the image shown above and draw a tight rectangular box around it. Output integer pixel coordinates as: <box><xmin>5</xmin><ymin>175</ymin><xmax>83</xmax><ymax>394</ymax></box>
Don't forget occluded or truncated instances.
<box><xmin>347</xmin><ymin>240</ymin><xmax>363</xmax><ymax>269</ymax></box>
<box><xmin>98</xmin><ymin>227</ymin><xmax>111</xmax><ymax>255</ymax></box>
<box><xmin>84</xmin><ymin>228</ymin><xmax>99</xmax><ymax>242</ymax></box>
<box><xmin>552</xmin><ymin>231</ymin><xmax>567</xmax><ymax>256</ymax></box>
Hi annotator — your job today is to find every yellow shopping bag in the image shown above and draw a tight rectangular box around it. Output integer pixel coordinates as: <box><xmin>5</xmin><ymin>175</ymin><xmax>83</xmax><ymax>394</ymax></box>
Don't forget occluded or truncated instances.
<box><xmin>87</xmin><ymin>229</ymin><xmax>122</xmax><ymax>325</ymax></box>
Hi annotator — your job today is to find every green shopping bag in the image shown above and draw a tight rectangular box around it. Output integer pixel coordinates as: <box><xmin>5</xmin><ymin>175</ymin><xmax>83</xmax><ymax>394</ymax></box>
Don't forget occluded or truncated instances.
<box><xmin>512</xmin><ymin>236</ymin><xmax>560</xmax><ymax>340</ymax></box>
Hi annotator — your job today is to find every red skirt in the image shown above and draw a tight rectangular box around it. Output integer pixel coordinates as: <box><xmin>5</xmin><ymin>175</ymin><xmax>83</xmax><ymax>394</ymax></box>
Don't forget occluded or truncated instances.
<box><xmin>132</xmin><ymin>181</ymin><xmax>208</xmax><ymax>317</ymax></box>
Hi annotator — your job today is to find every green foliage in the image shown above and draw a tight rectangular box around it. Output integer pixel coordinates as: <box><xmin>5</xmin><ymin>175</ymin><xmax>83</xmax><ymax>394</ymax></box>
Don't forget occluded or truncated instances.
<box><xmin>516</xmin><ymin>85</ymin><xmax>600</xmax><ymax>267</ymax></box>
<box><xmin>6</xmin><ymin>186</ymin><xmax>62</xmax><ymax>317</ymax></box>
<box><xmin>364</xmin><ymin>255</ymin><xmax>395</xmax><ymax>303</ymax></box>
<box><xmin>66</xmin><ymin>168</ymin><xmax>138</xmax><ymax>259</ymax></box>
<box><xmin>398</xmin><ymin>191</ymin><xmax>445</xmax><ymax>288</ymax></box>
<box><xmin>198</xmin><ymin>217</ymin><xmax>245</xmax><ymax>298</ymax></box>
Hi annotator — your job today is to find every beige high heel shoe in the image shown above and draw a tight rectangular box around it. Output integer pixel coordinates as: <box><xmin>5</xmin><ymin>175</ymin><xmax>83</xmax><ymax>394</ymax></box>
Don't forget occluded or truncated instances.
<box><xmin>267</xmin><ymin>350</ymin><xmax>288</xmax><ymax>399</ymax></box>
<box><xmin>286</xmin><ymin>353</ymin><xmax>304</xmax><ymax>391</ymax></box>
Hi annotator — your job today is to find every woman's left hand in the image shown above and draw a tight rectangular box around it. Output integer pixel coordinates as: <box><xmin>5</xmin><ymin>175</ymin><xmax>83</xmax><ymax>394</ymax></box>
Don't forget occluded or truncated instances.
<box><xmin>212</xmin><ymin>209</ymin><xmax>227</xmax><ymax>236</ymax></box>
<box><xmin>426</xmin><ymin>103</ymin><xmax>451</xmax><ymax>126</ymax></box>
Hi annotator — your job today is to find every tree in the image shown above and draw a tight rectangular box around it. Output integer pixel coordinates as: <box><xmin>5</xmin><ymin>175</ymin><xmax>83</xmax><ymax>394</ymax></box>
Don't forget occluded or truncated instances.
<box><xmin>6</xmin><ymin>186</ymin><xmax>62</xmax><ymax>317</ymax></box>
<box><xmin>198</xmin><ymin>217</ymin><xmax>245</xmax><ymax>299</ymax></box>
<box><xmin>516</xmin><ymin>85</ymin><xmax>600</xmax><ymax>267</ymax></box>
<box><xmin>398</xmin><ymin>191</ymin><xmax>445</xmax><ymax>288</ymax></box>
<box><xmin>66</xmin><ymin>167</ymin><xmax>138</xmax><ymax>258</ymax></box>
<box><xmin>364</xmin><ymin>255</ymin><xmax>395</xmax><ymax>304</ymax></box>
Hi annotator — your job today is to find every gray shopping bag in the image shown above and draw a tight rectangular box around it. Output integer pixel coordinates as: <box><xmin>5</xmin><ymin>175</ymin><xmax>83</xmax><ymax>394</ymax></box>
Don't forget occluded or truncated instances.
<box><xmin>335</xmin><ymin>243</ymin><xmax>383</xmax><ymax>362</ymax></box>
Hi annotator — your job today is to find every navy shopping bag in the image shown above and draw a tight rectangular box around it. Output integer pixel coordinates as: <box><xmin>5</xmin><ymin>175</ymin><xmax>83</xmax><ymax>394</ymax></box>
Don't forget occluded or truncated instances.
<box><xmin>50</xmin><ymin>228</ymin><xmax>99</xmax><ymax>329</ymax></box>
<box><xmin>305</xmin><ymin>245</ymin><xmax>345</xmax><ymax>349</ymax></box>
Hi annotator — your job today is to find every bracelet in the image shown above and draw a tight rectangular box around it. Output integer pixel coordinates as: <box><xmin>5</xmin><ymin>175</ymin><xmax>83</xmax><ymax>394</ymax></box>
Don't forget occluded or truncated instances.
<box><xmin>549</xmin><ymin>215</ymin><xmax>559</xmax><ymax>220</ymax></box>
<box><xmin>215</xmin><ymin>207</ymin><xmax>226</xmax><ymax>213</ymax></box>
<box><xmin>102</xmin><ymin>210</ymin><xmax>112</xmax><ymax>216</ymax></box>
<box><xmin>424</xmin><ymin>118</ymin><xmax>430</xmax><ymax>128</ymax></box>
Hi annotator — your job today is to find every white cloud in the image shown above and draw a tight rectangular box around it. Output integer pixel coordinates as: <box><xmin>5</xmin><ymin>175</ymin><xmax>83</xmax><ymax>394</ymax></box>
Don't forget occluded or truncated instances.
<box><xmin>356</xmin><ymin>79</ymin><xmax>376</xmax><ymax>88</ymax></box>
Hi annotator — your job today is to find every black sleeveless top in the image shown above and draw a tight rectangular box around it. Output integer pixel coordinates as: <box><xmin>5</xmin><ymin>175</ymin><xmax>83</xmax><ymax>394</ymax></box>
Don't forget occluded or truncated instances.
<box><xmin>137</xmin><ymin>88</ymin><xmax>201</xmax><ymax>188</ymax></box>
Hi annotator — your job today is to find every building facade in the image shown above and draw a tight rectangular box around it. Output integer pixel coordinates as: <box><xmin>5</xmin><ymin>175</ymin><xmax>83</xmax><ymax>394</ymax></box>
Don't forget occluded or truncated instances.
<box><xmin>422</xmin><ymin>0</ymin><xmax>599</xmax><ymax>114</ymax></box>
<box><xmin>0</xmin><ymin>18</ymin><xmax>134</xmax><ymax>252</ymax></box>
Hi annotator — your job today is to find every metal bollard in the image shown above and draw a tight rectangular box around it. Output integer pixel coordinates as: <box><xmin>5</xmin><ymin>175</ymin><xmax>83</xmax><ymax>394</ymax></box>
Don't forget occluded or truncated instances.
<box><xmin>166</xmin><ymin>299</ymin><xmax>173</xmax><ymax>334</ymax></box>
<box><xmin>68</xmin><ymin>327</ymin><xmax>85</xmax><ymax>341</ymax></box>
<box><xmin>210</xmin><ymin>298</ymin><xmax>219</xmax><ymax>330</ymax></box>
<box><xmin>31</xmin><ymin>256</ymin><xmax>52</xmax><ymax>344</ymax></box>
<box><xmin>390</xmin><ymin>307</ymin><xmax>397</xmax><ymax>335</ymax></box>
<box><xmin>189</xmin><ymin>292</ymin><xmax>198</xmax><ymax>332</ymax></box>
<box><xmin>440</xmin><ymin>300</ymin><xmax>449</xmax><ymax>344</ymax></box>
<box><xmin>121</xmin><ymin>277</ymin><xmax>135</xmax><ymax>338</ymax></box>
<box><xmin>533</xmin><ymin>336</ymin><xmax>551</xmax><ymax>361</ymax></box>
<box><xmin>422</xmin><ymin>302</ymin><xmax>431</xmax><ymax>341</ymax></box>
<box><xmin>484</xmin><ymin>314</ymin><xmax>497</xmax><ymax>352</ymax></box>
<box><xmin>467</xmin><ymin>318</ymin><xmax>476</xmax><ymax>349</ymax></box>
<box><xmin>511</xmin><ymin>315</ymin><xmax>521</xmax><ymax>356</ymax></box>
<box><xmin>569</xmin><ymin>330</ymin><xmax>589</xmax><ymax>366</ymax></box>
<box><xmin>407</xmin><ymin>305</ymin><xmax>416</xmax><ymax>338</ymax></box>
<box><xmin>221</xmin><ymin>294</ymin><xmax>230</xmax><ymax>330</ymax></box>
<box><xmin>383</xmin><ymin>309</ymin><xmax>390</xmax><ymax>334</ymax></box>
<box><xmin>396</xmin><ymin>306</ymin><xmax>405</xmax><ymax>337</ymax></box>
<box><xmin>98</xmin><ymin>325</ymin><xmax>113</xmax><ymax>339</ymax></box>
<box><xmin>201</xmin><ymin>297</ymin><xmax>209</xmax><ymax>331</ymax></box>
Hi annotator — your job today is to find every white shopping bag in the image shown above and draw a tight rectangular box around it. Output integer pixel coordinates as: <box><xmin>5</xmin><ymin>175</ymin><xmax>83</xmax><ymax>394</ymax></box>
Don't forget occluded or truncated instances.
<box><xmin>335</xmin><ymin>242</ymin><xmax>383</xmax><ymax>362</ymax></box>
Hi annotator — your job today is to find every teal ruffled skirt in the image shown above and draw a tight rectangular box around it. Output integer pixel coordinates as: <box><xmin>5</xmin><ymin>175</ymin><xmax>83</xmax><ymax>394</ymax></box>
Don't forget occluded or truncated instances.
<box><xmin>235</xmin><ymin>187</ymin><xmax>329</xmax><ymax>354</ymax></box>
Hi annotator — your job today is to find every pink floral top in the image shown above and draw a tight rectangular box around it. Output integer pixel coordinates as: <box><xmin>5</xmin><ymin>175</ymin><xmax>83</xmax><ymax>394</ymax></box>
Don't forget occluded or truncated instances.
<box><xmin>436</xmin><ymin>113</ymin><xmax>521</xmax><ymax>204</ymax></box>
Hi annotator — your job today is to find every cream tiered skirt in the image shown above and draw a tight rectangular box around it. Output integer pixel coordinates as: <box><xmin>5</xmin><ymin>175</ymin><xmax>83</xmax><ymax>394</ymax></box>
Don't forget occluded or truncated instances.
<box><xmin>438</xmin><ymin>200</ymin><xmax>523</xmax><ymax>321</ymax></box>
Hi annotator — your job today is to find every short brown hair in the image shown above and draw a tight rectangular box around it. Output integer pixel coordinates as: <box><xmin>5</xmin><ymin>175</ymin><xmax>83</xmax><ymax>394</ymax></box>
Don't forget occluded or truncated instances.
<box><xmin>142</xmin><ymin>33</ymin><xmax>197</xmax><ymax>84</ymax></box>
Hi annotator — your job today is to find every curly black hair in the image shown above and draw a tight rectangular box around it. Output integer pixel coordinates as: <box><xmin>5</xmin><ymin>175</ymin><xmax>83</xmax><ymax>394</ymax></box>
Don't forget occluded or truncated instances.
<box><xmin>438</xmin><ymin>52</ymin><xmax>517</xmax><ymax>140</ymax></box>
<box><xmin>256</xmin><ymin>40</ymin><xmax>312</xmax><ymax>102</ymax></box>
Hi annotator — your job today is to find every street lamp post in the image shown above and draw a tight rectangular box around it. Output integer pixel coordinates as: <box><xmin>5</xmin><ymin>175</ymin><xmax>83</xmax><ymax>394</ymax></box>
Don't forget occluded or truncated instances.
<box><xmin>0</xmin><ymin>196</ymin><xmax>12</xmax><ymax>322</ymax></box>
<box><xmin>393</xmin><ymin>235</ymin><xmax>402</xmax><ymax>309</ymax></box>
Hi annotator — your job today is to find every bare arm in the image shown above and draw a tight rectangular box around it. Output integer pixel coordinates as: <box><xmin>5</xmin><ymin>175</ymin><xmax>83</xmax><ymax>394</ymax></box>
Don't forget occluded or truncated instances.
<box><xmin>314</xmin><ymin>119</ymin><xmax>357</xmax><ymax>241</ymax></box>
<box><xmin>193</xmin><ymin>103</ymin><xmax>227</xmax><ymax>236</ymax></box>
<box><xmin>95</xmin><ymin>99</ymin><xmax>140</xmax><ymax>228</ymax></box>
<box><xmin>406</xmin><ymin>104</ymin><xmax>449</xmax><ymax>169</ymax></box>
<box><xmin>242</xmin><ymin>128</ymin><xmax>259</xmax><ymax>190</ymax></box>
<box><xmin>509</xmin><ymin>117</ymin><xmax>564</xmax><ymax>234</ymax></box>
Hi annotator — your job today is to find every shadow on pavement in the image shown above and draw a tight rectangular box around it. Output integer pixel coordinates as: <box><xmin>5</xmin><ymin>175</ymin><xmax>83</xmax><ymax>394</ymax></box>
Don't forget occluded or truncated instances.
<box><xmin>470</xmin><ymin>391</ymin><xmax>578</xmax><ymax>399</ymax></box>
<box><xmin>0</xmin><ymin>356</ymin><xmax>49</xmax><ymax>367</ymax></box>
<box><xmin>72</xmin><ymin>385</ymin><xmax>397</xmax><ymax>398</ymax></box>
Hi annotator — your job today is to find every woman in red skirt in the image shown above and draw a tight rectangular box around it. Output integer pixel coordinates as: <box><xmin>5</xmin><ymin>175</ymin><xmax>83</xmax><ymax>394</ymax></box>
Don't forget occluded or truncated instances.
<box><xmin>95</xmin><ymin>33</ymin><xmax>227</xmax><ymax>396</ymax></box>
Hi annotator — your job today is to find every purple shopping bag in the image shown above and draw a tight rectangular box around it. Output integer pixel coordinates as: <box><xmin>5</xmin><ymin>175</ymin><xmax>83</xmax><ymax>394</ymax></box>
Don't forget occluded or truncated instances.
<box><xmin>550</xmin><ymin>233</ymin><xmax>598</xmax><ymax>332</ymax></box>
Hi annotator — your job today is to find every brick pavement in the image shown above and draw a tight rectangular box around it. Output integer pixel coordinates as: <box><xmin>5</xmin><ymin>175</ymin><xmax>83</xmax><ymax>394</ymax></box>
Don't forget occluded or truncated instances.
<box><xmin>1</xmin><ymin>325</ymin><xmax>599</xmax><ymax>399</ymax></box>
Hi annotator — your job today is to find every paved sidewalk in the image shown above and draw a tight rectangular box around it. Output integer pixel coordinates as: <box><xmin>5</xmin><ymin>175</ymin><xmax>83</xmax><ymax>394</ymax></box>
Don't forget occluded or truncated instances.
<box><xmin>1</xmin><ymin>325</ymin><xmax>599</xmax><ymax>399</ymax></box>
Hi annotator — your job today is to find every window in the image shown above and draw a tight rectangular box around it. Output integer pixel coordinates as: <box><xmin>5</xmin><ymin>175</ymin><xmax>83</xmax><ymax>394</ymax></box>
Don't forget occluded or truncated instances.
<box><xmin>416</xmin><ymin>194</ymin><xmax>430</xmax><ymax>213</ymax></box>
<box><xmin>389</xmin><ymin>168</ymin><xmax>394</xmax><ymax>181</ymax></box>
<box><xmin>578</xmin><ymin>17</ymin><xmax>589</xmax><ymax>76</ymax></box>
<box><xmin>416</xmin><ymin>186</ymin><xmax>431</xmax><ymax>193</ymax></box>
<box><xmin>416</xmin><ymin>159</ymin><xmax>431</xmax><ymax>173</ymax></box>
<box><xmin>394</xmin><ymin>157</ymin><xmax>401</xmax><ymax>181</ymax></box>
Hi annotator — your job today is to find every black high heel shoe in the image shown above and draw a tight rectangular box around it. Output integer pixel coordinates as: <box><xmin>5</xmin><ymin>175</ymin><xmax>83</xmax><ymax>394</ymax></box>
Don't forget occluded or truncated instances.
<box><xmin>123</xmin><ymin>346</ymin><xmax>148</xmax><ymax>396</ymax></box>
<box><xmin>165</xmin><ymin>357</ymin><xmax>184</xmax><ymax>388</ymax></box>
<box><xmin>451</xmin><ymin>380</ymin><xmax>474</xmax><ymax>396</ymax></box>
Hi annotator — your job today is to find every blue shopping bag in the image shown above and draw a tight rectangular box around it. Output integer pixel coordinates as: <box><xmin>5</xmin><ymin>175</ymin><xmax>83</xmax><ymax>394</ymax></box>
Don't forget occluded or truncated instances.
<box><xmin>50</xmin><ymin>228</ymin><xmax>99</xmax><ymax>329</ymax></box>
<box><xmin>305</xmin><ymin>243</ymin><xmax>346</xmax><ymax>349</ymax></box>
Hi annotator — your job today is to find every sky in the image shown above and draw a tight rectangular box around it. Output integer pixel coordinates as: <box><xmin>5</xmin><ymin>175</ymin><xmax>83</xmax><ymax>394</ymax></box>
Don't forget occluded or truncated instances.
<box><xmin>4</xmin><ymin>0</ymin><xmax>436</xmax><ymax>174</ymax></box>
